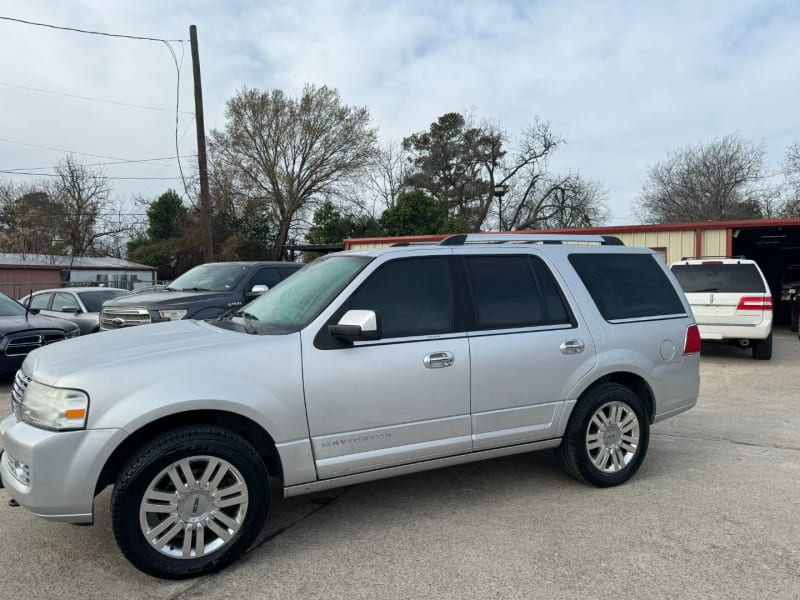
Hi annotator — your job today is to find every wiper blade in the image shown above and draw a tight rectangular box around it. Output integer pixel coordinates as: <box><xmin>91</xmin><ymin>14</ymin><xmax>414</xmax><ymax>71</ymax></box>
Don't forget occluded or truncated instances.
<box><xmin>173</xmin><ymin>287</ymin><xmax>211</xmax><ymax>292</ymax></box>
<box><xmin>235</xmin><ymin>309</ymin><xmax>259</xmax><ymax>334</ymax></box>
<box><xmin>689</xmin><ymin>287</ymin><xmax>719</xmax><ymax>293</ymax></box>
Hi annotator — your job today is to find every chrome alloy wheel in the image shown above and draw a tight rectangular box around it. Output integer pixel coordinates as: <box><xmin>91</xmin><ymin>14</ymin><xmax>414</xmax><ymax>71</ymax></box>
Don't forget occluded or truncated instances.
<box><xmin>139</xmin><ymin>456</ymin><xmax>249</xmax><ymax>559</ymax></box>
<box><xmin>585</xmin><ymin>401</ymin><xmax>640</xmax><ymax>473</ymax></box>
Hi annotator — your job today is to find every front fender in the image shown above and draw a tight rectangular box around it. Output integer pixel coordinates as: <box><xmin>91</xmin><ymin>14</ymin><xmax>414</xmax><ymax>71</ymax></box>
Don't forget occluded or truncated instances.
<box><xmin>91</xmin><ymin>374</ymin><xmax>310</xmax><ymax>444</ymax></box>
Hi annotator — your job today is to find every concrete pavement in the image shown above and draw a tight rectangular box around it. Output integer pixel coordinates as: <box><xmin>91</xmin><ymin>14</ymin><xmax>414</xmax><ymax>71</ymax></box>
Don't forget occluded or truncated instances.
<box><xmin>1</xmin><ymin>331</ymin><xmax>798</xmax><ymax>599</ymax></box>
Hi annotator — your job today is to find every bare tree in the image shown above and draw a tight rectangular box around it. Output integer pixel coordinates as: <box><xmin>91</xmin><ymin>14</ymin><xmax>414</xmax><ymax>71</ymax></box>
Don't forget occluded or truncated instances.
<box><xmin>782</xmin><ymin>143</ymin><xmax>800</xmax><ymax>216</ymax></box>
<box><xmin>367</xmin><ymin>140</ymin><xmax>407</xmax><ymax>210</ymax></box>
<box><xmin>0</xmin><ymin>181</ymin><xmax>66</xmax><ymax>258</ymax></box>
<box><xmin>209</xmin><ymin>85</ymin><xmax>377</xmax><ymax>259</ymax></box>
<box><xmin>636</xmin><ymin>134</ymin><xmax>767</xmax><ymax>223</ymax></box>
<box><xmin>51</xmin><ymin>155</ymin><xmax>129</xmax><ymax>261</ymax></box>
<box><xmin>506</xmin><ymin>174</ymin><xmax>609</xmax><ymax>230</ymax></box>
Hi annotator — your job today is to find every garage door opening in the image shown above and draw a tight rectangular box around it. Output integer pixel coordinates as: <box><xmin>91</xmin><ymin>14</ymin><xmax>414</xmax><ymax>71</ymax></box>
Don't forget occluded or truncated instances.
<box><xmin>732</xmin><ymin>225</ymin><xmax>800</xmax><ymax>325</ymax></box>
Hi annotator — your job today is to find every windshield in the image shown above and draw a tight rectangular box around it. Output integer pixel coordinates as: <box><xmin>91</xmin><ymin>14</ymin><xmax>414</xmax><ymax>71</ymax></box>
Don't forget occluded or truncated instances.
<box><xmin>167</xmin><ymin>264</ymin><xmax>251</xmax><ymax>292</ymax></box>
<box><xmin>233</xmin><ymin>255</ymin><xmax>370</xmax><ymax>332</ymax></box>
<box><xmin>671</xmin><ymin>264</ymin><xmax>766</xmax><ymax>293</ymax></box>
<box><xmin>0</xmin><ymin>294</ymin><xmax>27</xmax><ymax>317</ymax></box>
<box><xmin>78</xmin><ymin>290</ymin><xmax>129</xmax><ymax>312</ymax></box>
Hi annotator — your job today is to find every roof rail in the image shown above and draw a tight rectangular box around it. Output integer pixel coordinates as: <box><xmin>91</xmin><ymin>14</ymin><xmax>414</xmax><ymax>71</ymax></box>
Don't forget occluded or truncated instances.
<box><xmin>439</xmin><ymin>233</ymin><xmax>624</xmax><ymax>246</ymax></box>
<box><xmin>679</xmin><ymin>255</ymin><xmax>745</xmax><ymax>261</ymax></box>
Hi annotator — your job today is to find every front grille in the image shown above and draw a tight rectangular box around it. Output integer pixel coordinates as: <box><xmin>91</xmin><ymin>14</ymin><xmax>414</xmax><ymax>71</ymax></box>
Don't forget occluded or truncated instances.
<box><xmin>4</xmin><ymin>331</ymin><xmax>65</xmax><ymax>357</ymax></box>
<box><xmin>101</xmin><ymin>307</ymin><xmax>152</xmax><ymax>330</ymax></box>
<box><xmin>11</xmin><ymin>369</ymin><xmax>30</xmax><ymax>421</ymax></box>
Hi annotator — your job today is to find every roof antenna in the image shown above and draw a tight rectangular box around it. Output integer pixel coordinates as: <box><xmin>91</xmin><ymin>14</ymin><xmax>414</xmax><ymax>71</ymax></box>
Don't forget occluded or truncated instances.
<box><xmin>24</xmin><ymin>288</ymin><xmax>32</xmax><ymax>321</ymax></box>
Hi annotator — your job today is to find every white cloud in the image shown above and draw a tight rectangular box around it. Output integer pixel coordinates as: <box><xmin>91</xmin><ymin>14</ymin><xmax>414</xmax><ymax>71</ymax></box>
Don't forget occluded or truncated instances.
<box><xmin>0</xmin><ymin>0</ymin><xmax>798</xmax><ymax>224</ymax></box>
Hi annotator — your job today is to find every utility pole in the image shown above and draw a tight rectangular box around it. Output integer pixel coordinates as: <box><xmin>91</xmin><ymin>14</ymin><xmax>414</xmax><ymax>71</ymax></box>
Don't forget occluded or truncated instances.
<box><xmin>189</xmin><ymin>25</ymin><xmax>213</xmax><ymax>261</ymax></box>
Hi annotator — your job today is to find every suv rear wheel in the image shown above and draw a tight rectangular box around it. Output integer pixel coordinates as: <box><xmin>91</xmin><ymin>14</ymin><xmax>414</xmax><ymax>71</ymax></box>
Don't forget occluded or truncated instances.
<box><xmin>752</xmin><ymin>333</ymin><xmax>773</xmax><ymax>360</ymax></box>
<box><xmin>111</xmin><ymin>426</ymin><xmax>269</xmax><ymax>579</ymax></box>
<box><xmin>556</xmin><ymin>382</ymin><xmax>650</xmax><ymax>487</ymax></box>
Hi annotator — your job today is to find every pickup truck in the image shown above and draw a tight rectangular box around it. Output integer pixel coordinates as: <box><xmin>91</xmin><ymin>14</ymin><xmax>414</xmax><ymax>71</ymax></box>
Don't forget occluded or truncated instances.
<box><xmin>100</xmin><ymin>261</ymin><xmax>302</xmax><ymax>330</ymax></box>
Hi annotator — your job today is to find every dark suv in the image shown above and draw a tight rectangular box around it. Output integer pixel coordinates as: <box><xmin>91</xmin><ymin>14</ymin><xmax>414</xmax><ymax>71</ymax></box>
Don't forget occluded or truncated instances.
<box><xmin>100</xmin><ymin>261</ymin><xmax>302</xmax><ymax>330</ymax></box>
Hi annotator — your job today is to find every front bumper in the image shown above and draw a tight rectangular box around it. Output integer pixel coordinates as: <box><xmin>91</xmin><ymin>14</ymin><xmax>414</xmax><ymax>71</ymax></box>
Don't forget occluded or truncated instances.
<box><xmin>0</xmin><ymin>414</ymin><xmax>123</xmax><ymax>523</ymax></box>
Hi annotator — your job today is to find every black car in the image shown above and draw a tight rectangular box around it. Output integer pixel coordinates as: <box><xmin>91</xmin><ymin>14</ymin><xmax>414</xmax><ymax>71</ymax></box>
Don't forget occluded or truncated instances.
<box><xmin>0</xmin><ymin>293</ymin><xmax>80</xmax><ymax>375</ymax></box>
<box><xmin>99</xmin><ymin>261</ymin><xmax>303</xmax><ymax>330</ymax></box>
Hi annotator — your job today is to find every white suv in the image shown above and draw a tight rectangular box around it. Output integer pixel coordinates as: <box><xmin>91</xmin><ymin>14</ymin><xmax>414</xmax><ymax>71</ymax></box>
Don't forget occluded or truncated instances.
<box><xmin>670</xmin><ymin>258</ymin><xmax>773</xmax><ymax>360</ymax></box>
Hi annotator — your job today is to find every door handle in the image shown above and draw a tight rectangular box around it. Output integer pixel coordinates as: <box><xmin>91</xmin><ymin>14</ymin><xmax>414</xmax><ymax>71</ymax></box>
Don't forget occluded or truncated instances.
<box><xmin>424</xmin><ymin>351</ymin><xmax>455</xmax><ymax>369</ymax></box>
<box><xmin>560</xmin><ymin>340</ymin><xmax>585</xmax><ymax>355</ymax></box>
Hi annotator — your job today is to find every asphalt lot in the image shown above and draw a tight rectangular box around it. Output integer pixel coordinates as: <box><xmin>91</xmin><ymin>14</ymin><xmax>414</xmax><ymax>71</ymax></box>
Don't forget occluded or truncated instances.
<box><xmin>0</xmin><ymin>331</ymin><xmax>798</xmax><ymax>599</ymax></box>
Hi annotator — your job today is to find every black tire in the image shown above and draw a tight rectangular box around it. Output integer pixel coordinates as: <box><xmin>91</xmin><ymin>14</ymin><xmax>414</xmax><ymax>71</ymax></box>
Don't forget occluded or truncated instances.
<box><xmin>111</xmin><ymin>426</ymin><xmax>269</xmax><ymax>579</ymax></box>
<box><xmin>556</xmin><ymin>382</ymin><xmax>650</xmax><ymax>487</ymax></box>
<box><xmin>790</xmin><ymin>312</ymin><xmax>798</xmax><ymax>333</ymax></box>
<box><xmin>752</xmin><ymin>333</ymin><xmax>773</xmax><ymax>360</ymax></box>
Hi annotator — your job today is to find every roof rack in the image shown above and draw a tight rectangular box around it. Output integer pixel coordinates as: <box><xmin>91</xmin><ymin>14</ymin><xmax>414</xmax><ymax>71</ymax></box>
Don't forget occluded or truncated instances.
<box><xmin>439</xmin><ymin>234</ymin><xmax>624</xmax><ymax>246</ymax></box>
<box><xmin>679</xmin><ymin>255</ymin><xmax>745</xmax><ymax>260</ymax></box>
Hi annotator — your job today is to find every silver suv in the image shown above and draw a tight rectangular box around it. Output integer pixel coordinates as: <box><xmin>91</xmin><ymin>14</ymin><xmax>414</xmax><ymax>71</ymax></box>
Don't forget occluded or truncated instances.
<box><xmin>0</xmin><ymin>234</ymin><xmax>701</xmax><ymax>579</ymax></box>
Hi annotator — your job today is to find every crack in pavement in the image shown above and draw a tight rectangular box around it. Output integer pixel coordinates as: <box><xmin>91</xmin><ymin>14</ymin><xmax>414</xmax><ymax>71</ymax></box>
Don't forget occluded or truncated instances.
<box><xmin>166</xmin><ymin>488</ymin><xmax>349</xmax><ymax>600</ymax></box>
<box><xmin>652</xmin><ymin>431</ymin><xmax>800</xmax><ymax>452</ymax></box>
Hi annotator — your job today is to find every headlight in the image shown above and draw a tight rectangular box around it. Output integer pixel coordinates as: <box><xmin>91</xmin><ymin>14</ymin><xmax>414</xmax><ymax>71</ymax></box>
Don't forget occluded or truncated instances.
<box><xmin>67</xmin><ymin>328</ymin><xmax>80</xmax><ymax>338</ymax></box>
<box><xmin>158</xmin><ymin>309</ymin><xmax>188</xmax><ymax>321</ymax></box>
<box><xmin>20</xmin><ymin>380</ymin><xmax>89</xmax><ymax>431</ymax></box>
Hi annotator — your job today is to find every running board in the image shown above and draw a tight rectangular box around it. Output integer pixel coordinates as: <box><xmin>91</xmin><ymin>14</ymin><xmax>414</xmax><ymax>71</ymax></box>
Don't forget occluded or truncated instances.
<box><xmin>283</xmin><ymin>438</ymin><xmax>561</xmax><ymax>498</ymax></box>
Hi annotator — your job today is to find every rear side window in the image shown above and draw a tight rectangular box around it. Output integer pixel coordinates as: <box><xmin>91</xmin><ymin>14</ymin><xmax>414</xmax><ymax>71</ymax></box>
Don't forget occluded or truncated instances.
<box><xmin>465</xmin><ymin>255</ymin><xmax>572</xmax><ymax>330</ymax></box>
<box><xmin>570</xmin><ymin>253</ymin><xmax>686</xmax><ymax>321</ymax></box>
<box><xmin>30</xmin><ymin>293</ymin><xmax>52</xmax><ymax>310</ymax></box>
<box><xmin>671</xmin><ymin>264</ymin><xmax>766</xmax><ymax>293</ymax></box>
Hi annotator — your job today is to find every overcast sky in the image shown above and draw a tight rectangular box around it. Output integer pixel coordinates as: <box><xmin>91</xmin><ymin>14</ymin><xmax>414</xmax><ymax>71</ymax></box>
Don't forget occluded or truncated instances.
<box><xmin>1</xmin><ymin>0</ymin><xmax>798</xmax><ymax>225</ymax></box>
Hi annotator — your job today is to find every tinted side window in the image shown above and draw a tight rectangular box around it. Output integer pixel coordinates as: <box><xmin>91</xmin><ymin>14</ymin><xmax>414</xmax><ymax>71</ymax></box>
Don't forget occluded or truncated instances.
<box><xmin>529</xmin><ymin>257</ymin><xmax>572</xmax><ymax>325</ymax></box>
<box><xmin>569</xmin><ymin>253</ymin><xmax>686</xmax><ymax>321</ymax></box>
<box><xmin>347</xmin><ymin>257</ymin><xmax>452</xmax><ymax>338</ymax></box>
<box><xmin>30</xmin><ymin>293</ymin><xmax>52</xmax><ymax>310</ymax></box>
<box><xmin>52</xmin><ymin>292</ymin><xmax>79</xmax><ymax>311</ymax></box>
<box><xmin>466</xmin><ymin>255</ymin><xmax>568</xmax><ymax>330</ymax></box>
<box><xmin>280</xmin><ymin>266</ymin><xmax>302</xmax><ymax>279</ymax></box>
<box><xmin>249</xmin><ymin>268</ymin><xmax>281</xmax><ymax>289</ymax></box>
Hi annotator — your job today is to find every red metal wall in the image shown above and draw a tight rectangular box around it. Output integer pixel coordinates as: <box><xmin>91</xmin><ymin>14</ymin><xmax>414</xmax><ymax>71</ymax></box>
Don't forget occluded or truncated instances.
<box><xmin>0</xmin><ymin>267</ymin><xmax>63</xmax><ymax>300</ymax></box>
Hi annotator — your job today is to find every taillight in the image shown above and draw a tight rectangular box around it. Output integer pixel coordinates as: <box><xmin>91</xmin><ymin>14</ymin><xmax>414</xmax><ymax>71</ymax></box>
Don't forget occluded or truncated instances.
<box><xmin>684</xmin><ymin>324</ymin><xmax>701</xmax><ymax>355</ymax></box>
<box><xmin>736</xmin><ymin>296</ymin><xmax>773</xmax><ymax>311</ymax></box>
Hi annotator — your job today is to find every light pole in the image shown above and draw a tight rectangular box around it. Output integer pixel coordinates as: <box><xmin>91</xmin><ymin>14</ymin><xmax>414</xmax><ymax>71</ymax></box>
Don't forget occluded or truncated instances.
<box><xmin>493</xmin><ymin>184</ymin><xmax>508</xmax><ymax>231</ymax></box>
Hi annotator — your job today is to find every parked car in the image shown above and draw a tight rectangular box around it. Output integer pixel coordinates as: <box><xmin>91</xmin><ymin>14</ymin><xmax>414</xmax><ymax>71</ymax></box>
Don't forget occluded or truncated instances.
<box><xmin>1</xmin><ymin>234</ymin><xmax>701</xmax><ymax>579</ymax></box>
<box><xmin>20</xmin><ymin>287</ymin><xmax>130</xmax><ymax>335</ymax></box>
<box><xmin>99</xmin><ymin>261</ymin><xmax>302</xmax><ymax>330</ymax></box>
<box><xmin>670</xmin><ymin>257</ymin><xmax>773</xmax><ymax>359</ymax></box>
<box><xmin>0</xmin><ymin>293</ymin><xmax>79</xmax><ymax>375</ymax></box>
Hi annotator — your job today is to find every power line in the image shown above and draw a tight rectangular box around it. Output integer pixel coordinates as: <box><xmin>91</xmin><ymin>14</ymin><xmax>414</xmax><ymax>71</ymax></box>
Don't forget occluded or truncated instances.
<box><xmin>0</xmin><ymin>137</ymin><xmax>187</xmax><ymax>164</ymax></box>
<box><xmin>3</xmin><ymin>155</ymin><xmax>197</xmax><ymax>172</ymax></box>
<box><xmin>0</xmin><ymin>170</ymin><xmax>183</xmax><ymax>180</ymax></box>
<box><xmin>0</xmin><ymin>15</ymin><xmax>187</xmax><ymax>42</ymax></box>
<box><xmin>0</xmin><ymin>81</ymin><xmax>194</xmax><ymax>115</ymax></box>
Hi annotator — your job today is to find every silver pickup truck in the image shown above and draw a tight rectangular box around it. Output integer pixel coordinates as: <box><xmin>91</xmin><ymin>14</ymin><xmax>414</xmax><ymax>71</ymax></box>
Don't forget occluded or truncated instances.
<box><xmin>0</xmin><ymin>234</ymin><xmax>700</xmax><ymax>579</ymax></box>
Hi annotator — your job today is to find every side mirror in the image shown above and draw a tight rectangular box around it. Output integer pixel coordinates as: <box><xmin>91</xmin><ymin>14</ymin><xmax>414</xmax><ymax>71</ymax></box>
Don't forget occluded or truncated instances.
<box><xmin>61</xmin><ymin>306</ymin><xmax>80</xmax><ymax>314</ymax></box>
<box><xmin>29</xmin><ymin>308</ymin><xmax>40</xmax><ymax>315</ymax></box>
<box><xmin>329</xmin><ymin>309</ymin><xmax>381</xmax><ymax>342</ymax></box>
<box><xmin>249</xmin><ymin>284</ymin><xmax>269</xmax><ymax>298</ymax></box>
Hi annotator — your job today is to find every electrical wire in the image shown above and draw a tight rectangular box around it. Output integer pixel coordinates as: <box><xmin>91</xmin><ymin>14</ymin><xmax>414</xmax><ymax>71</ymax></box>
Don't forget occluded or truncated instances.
<box><xmin>161</xmin><ymin>39</ymin><xmax>192</xmax><ymax>201</ymax></box>
<box><xmin>3</xmin><ymin>155</ymin><xmax>197</xmax><ymax>172</ymax></box>
<box><xmin>0</xmin><ymin>170</ymin><xmax>183</xmax><ymax>180</ymax></box>
<box><xmin>0</xmin><ymin>15</ymin><xmax>187</xmax><ymax>42</ymax></box>
<box><xmin>0</xmin><ymin>81</ymin><xmax>194</xmax><ymax>114</ymax></box>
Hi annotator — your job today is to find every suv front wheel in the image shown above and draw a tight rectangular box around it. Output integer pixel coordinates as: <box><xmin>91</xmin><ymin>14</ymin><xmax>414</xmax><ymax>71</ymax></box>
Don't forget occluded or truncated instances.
<box><xmin>111</xmin><ymin>426</ymin><xmax>269</xmax><ymax>579</ymax></box>
<box><xmin>557</xmin><ymin>382</ymin><xmax>650</xmax><ymax>487</ymax></box>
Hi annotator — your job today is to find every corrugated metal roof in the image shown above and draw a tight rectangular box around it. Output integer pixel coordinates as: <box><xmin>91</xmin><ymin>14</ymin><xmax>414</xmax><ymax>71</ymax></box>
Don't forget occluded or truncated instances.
<box><xmin>0</xmin><ymin>253</ymin><xmax>157</xmax><ymax>270</ymax></box>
